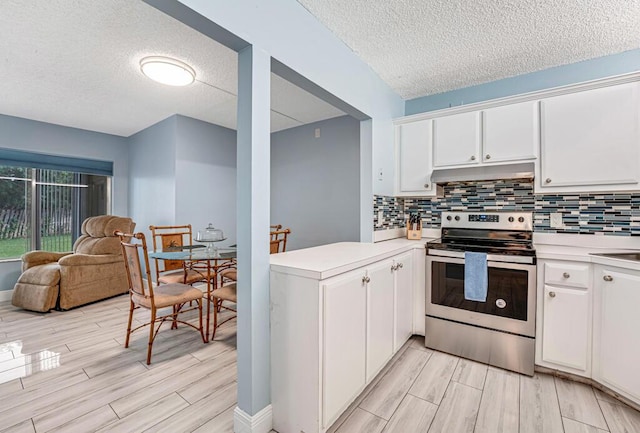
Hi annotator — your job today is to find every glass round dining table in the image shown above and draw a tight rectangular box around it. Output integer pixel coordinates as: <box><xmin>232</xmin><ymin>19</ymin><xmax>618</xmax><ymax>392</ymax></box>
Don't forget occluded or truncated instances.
<box><xmin>148</xmin><ymin>246</ymin><xmax>236</xmax><ymax>342</ymax></box>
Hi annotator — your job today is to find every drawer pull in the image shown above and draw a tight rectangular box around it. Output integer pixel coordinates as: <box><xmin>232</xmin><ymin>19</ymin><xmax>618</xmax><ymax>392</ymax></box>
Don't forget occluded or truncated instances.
<box><xmin>603</xmin><ymin>275</ymin><xmax>613</xmax><ymax>282</ymax></box>
<box><xmin>545</xmin><ymin>178</ymin><xmax>552</xmax><ymax>184</ymax></box>
<box><xmin>563</xmin><ymin>272</ymin><xmax>570</xmax><ymax>279</ymax></box>
<box><xmin>549</xmin><ymin>291</ymin><xmax>556</xmax><ymax>298</ymax></box>
<box><xmin>424</xmin><ymin>183</ymin><xmax>430</xmax><ymax>188</ymax></box>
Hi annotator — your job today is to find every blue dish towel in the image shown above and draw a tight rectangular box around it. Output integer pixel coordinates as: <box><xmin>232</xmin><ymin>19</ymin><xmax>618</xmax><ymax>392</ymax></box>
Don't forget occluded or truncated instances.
<box><xmin>464</xmin><ymin>251</ymin><xmax>488</xmax><ymax>302</ymax></box>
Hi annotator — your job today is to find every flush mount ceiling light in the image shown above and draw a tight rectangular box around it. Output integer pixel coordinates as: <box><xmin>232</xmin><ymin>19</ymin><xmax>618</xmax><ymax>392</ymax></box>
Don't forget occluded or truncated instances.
<box><xmin>140</xmin><ymin>56</ymin><xmax>195</xmax><ymax>86</ymax></box>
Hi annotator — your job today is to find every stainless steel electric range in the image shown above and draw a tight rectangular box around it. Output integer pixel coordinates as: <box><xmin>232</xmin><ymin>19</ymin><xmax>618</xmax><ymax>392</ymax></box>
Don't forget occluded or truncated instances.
<box><xmin>425</xmin><ymin>211</ymin><xmax>536</xmax><ymax>376</ymax></box>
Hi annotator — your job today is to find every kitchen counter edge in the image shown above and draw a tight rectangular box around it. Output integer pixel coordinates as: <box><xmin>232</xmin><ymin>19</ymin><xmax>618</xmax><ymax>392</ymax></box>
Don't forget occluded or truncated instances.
<box><xmin>270</xmin><ymin>239</ymin><xmax>430</xmax><ymax>280</ymax></box>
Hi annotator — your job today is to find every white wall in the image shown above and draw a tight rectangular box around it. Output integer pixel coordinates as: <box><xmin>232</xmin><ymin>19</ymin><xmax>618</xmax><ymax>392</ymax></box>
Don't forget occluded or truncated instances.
<box><xmin>271</xmin><ymin>116</ymin><xmax>360</xmax><ymax>250</ymax></box>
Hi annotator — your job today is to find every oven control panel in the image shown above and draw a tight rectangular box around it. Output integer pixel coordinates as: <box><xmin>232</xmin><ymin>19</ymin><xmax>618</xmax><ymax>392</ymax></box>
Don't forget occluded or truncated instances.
<box><xmin>469</xmin><ymin>214</ymin><xmax>499</xmax><ymax>222</ymax></box>
<box><xmin>441</xmin><ymin>211</ymin><xmax>533</xmax><ymax>231</ymax></box>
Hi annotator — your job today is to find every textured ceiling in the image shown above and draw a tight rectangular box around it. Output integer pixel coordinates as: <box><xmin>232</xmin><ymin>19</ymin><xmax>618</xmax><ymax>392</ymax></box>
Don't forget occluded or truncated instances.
<box><xmin>297</xmin><ymin>0</ymin><xmax>640</xmax><ymax>99</ymax></box>
<box><xmin>0</xmin><ymin>0</ymin><xmax>345</xmax><ymax>137</ymax></box>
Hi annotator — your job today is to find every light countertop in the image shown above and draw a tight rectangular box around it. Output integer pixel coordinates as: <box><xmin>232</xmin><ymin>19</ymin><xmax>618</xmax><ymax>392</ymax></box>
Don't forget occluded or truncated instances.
<box><xmin>270</xmin><ymin>238</ymin><xmax>430</xmax><ymax>280</ymax></box>
<box><xmin>534</xmin><ymin>233</ymin><xmax>640</xmax><ymax>270</ymax></box>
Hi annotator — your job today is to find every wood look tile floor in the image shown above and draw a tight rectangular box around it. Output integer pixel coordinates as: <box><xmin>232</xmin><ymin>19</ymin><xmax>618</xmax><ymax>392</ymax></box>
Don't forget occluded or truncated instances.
<box><xmin>2</xmin><ymin>295</ymin><xmax>640</xmax><ymax>433</ymax></box>
<box><xmin>331</xmin><ymin>339</ymin><xmax>640</xmax><ymax>433</ymax></box>
<box><xmin>0</xmin><ymin>294</ymin><xmax>238</xmax><ymax>433</ymax></box>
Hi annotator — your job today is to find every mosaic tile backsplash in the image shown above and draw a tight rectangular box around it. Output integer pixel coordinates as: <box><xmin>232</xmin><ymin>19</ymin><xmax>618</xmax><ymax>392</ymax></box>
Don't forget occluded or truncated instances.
<box><xmin>373</xmin><ymin>179</ymin><xmax>640</xmax><ymax>236</ymax></box>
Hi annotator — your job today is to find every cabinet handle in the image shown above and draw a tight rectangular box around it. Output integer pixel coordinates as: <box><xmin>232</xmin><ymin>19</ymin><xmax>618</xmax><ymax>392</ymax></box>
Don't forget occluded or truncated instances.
<box><xmin>424</xmin><ymin>183</ymin><xmax>430</xmax><ymax>188</ymax></box>
<box><xmin>391</xmin><ymin>264</ymin><xmax>398</xmax><ymax>271</ymax></box>
<box><xmin>485</xmin><ymin>154</ymin><xmax>491</xmax><ymax>160</ymax></box>
<box><xmin>549</xmin><ymin>291</ymin><xmax>556</xmax><ymax>298</ymax></box>
<box><xmin>362</xmin><ymin>276</ymin><xmax>370</xmax><ymax>284</ymax></box>
<box><xmin>563</xmin><ymin>272</ymin><xmax>570</xmax><ymax>279</ymax></box>
<box><xmin>397</xmin><ymin>263</ymin><xmax>404</xmax><ymax>269</ymax></box>
<box><xmin>545</xmin><ymin>178</ymin><xmax>552</xmax><ymax>184</ymax></box>
<box><xmin>470</xmin><ymin>155</ymin><xmax>476</xmax><ymax>161</ymax></box>
<box><xmin>603</xmin><ymin>275</ymin><xmax>613</xmax><ymax>282</ymax></box>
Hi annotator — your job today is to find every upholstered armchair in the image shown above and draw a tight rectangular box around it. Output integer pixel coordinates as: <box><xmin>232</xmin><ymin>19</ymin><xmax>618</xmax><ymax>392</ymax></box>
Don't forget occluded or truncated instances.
<box><xmin>12</xmin><ymin>215</ymin><xmax>136</xmax><ymax>312</ymax></box>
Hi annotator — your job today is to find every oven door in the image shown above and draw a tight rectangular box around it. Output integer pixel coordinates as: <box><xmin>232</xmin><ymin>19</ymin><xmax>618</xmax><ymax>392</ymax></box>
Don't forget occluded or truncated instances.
<box><xmin>426</xmin><ymin>255</ymin><xmax>536</xmax><ymax>337</ymax></box>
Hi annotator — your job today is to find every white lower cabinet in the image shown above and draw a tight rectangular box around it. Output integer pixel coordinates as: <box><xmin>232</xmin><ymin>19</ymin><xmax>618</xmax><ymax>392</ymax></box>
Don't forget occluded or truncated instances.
<box><xmin>536</xmin><ymin>259</ymin><xmax>591</xmax><ymax>377</ymax></box>
<box><xmin>593</xmin><ymin>265</ymin><xmax>640</xmax><ymax>405</ymax></box>
<box><xmin>365</xmin><ymin>259</ymin><xmax>395</xmax><ymax>382</ymax></box>
<box><xmin>541</xmin><ymin>285</ymin><xmax>589</xmax><ymax>371</ymax></box>
<box><xmin>394</xmin><ymin>252</ymin><xmax>414</xmax><ymax>351</ymax></box>
<box><xmin>271</xmin><ymin>249</ymin><xmax>417</xmax><ymax>433</ymax></box>
<box><xmin>322</xmin><ymin>269</ymin><xmax>367</xmax><ymax>428</ymax></box>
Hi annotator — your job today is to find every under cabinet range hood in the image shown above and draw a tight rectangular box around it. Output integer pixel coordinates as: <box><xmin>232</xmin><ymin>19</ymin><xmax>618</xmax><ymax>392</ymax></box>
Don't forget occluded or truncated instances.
<box><xmin>430</xmin><ymin>162</ymin><xmax>535</xmax><ymax>183</ymax></box>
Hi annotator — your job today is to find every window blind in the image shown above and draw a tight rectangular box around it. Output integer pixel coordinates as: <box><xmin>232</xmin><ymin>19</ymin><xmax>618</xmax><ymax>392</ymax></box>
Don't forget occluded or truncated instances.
<box><xmin>0</xmin><ymin>148</ymin><xmax>113</xmax><ymax>176</ymax></box>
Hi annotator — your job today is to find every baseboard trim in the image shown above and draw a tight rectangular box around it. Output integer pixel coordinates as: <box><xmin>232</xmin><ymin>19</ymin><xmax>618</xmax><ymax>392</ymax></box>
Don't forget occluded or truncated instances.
<box><xmin>535</xmin><ymin>365</ymin><xmax>640</xmax><ymax>412</ymax></box>
<box><xmin>233</xmin><ymin>404</ymin><xmax>272</xmax><ymax>433</ymax></box>
<box><xmin>0</xmin><ymin>289</ymin><xmax>13</xmax><ymax>302</ymax></box>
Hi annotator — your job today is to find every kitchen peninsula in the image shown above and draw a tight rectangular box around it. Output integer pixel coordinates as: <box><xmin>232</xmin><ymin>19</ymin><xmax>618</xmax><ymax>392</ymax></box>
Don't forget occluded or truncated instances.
<box><xmin>270</xmin><ymin>231</ymin><xmax>640</xmax><ymax>432</ymax></box>
<box><xmin>269</xmin><ymin>239</ymin><xmax>429</xmax><ymax>433</ymax></box>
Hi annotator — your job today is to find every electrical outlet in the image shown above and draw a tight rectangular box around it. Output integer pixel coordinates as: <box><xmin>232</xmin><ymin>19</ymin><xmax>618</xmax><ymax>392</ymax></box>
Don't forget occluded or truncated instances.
<box><xmin>377</xmin><ymin>168</ymin><xmax>383</xmax><ymax>181</ymax></box>
<box><xmin>550</xmin><ymin>213</ymin><xmax>563</xmax><ymax>228</ymax></box>
<box><xmin>314</xmin><ymin>128</ymin><xmax>320</xmax><ymax>138</ymax></box>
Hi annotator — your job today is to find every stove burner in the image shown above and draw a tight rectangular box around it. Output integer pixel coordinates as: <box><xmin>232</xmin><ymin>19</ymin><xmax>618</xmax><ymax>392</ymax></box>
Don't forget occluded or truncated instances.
<box><xmin>427</xmin><ymin>211</ymin><xmax>536</xmax><ymax>263</ymax></box>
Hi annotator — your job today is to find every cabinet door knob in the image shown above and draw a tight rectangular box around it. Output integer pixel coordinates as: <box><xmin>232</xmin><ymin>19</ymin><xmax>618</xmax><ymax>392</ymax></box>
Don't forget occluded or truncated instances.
<box><xmin>603</xmin><ymin>275</ymin><xmax>613</xmax><ymax>282</ymax></box>
<box><xmin>424</xmin><ymin>183</ymin><xmax>430</xmax><ymax>188</ymax></box>
<box><xmin>485</xmin><ymin>154</ymin><xmax>491</xmax><ymax>160</ymax></box>
<box><xmin>563</xmin><ymin>272</ymin><xmax>570</xmax><ymax>279</ymax></box>
<box><xmin>397</xmin><ymin>262</ymin><xmax>404</xmax><ymax>269</ymax></box>
<box><xmin>545</xmin><ymin>178</ymin><xmax>552</xmax><ymax>184</ymax></box>
<box><xmin>549</xmin><ymin>291</ymin><xmax>556</xmax><ymax>298</ymax></box>
<box><xmin>391</xmin><ymin>264</ymin><xmax>397</xmax><ymax>271</ymax></box>
<box><xmin>470</xmin><ymin>155</ymin><xmax>476</xmax><ymax>161</ymax></box>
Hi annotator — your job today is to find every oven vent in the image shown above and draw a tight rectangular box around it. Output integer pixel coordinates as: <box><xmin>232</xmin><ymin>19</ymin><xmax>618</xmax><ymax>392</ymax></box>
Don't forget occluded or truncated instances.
<box><xmin>431</xmin><ymin>162</ymin><xmax>534</xmax><ymax>183</ymax></box>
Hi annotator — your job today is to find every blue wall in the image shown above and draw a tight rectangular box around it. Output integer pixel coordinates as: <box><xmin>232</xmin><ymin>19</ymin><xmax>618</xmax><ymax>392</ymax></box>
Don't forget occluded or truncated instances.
<box><xmin>127</xmin><ymin>116</ymin><xmax>178</xmax><ymax>237</ymax></box>
<box><xmin>0</xmin><ymin>114</ymin><xmax>130</xmax><ymax>293</ymax></box>
<box><xmin>406</xmin><ymin>48</ymin><xmax>640</xmax><ymax>115</ymax></box>
<box><xmin>271</xmin><ymin>115</ymin><xmax>360</xmax><ymax>250</ymax></box>
<box><xmin>128</xmin><ymin>114</ymin><xmax>238</xmax><ymax>247</ymax></box>
<box><xmin>175</xmin><ymin>115</ymin><xmax>237</xmax><ymax>246</ymax></box>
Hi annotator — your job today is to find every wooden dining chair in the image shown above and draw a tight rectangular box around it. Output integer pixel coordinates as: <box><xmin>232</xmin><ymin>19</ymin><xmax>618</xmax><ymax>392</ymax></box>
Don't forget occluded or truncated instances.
<box><xmin>270</xmin><ymin>228</ymin><xmax>291</xmax><ymax>254</ymax></box>
<box><xmin>149</xmin><ymin>224</ymin><xmax>208</xmax><ymax>286</ymax></box>
<box><xmin>219</xmin><ymin>227</ymin><xmax>291</xmax><ymax>284</ymax></box>
<box><xmin>210</xmin><ymin>283</ymin><xmax>237</xmax><ymax>340</ymax></box>
<box><xmin>270</xmin><ymin>224</ymin><xmax>282</xmax><ymax>232</ymax></box>
<box><xmin>116</xmin><ymin>231</ymin><xmax>206</xmax><ymax>364</ymax></box>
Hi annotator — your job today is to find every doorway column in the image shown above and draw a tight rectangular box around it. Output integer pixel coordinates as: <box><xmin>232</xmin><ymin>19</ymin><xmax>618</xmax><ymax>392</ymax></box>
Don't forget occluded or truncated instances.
<box><xmin>234</xmin><ymin>45</ymin><xmax>272</xmax><ymax>432</ymax></box>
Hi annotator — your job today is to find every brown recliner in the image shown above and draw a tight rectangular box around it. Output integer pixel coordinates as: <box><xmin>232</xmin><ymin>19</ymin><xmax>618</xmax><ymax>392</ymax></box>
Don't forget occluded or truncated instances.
<box><xmin>12</xmin><ymin>215</ymin><xmax>136</xmax><ymax>312</ymax></box>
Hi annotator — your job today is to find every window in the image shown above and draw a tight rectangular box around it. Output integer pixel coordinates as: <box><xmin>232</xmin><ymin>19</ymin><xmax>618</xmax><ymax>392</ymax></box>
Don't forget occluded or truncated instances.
<box><xmin>0</xmin><ymin>165</ymin><xmax>111</xmax><ymax>260</ymax></box>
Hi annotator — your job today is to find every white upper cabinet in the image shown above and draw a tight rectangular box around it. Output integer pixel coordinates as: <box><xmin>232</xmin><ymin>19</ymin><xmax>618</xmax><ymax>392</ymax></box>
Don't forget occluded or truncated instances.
<box><xmin>432</xmin><ymin>102</ymin><xmax>538</xmax><ymax>168</ymax></box>
<box><xmin>538</xmin><ymin>82</ymin><xmax>640</xmax><ymax>192</ymax></box>
<box><xmin>433</xmin><ymin>111</ymin><xmax>481</xmax><ymax>167</ymax></box>
<box><xmin>483</xmin><ymin>101</ymin><xmax>538</xmax><ymax>163</ymax></box>
<box><xmin>395</xmin><ymin>119</ymin><xmax>435</xmax><ymax>196</ymax></box>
